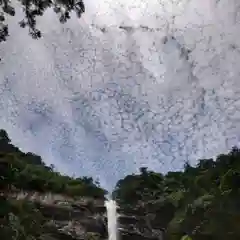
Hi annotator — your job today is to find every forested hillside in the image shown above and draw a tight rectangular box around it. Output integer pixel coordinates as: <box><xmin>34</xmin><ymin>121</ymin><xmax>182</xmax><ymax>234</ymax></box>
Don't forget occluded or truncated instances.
<box><xmin>0</xmin><ymin>129</ymin><xmax>107</xmax><ymax>240</ymax></box>
<box><xmin>0</xmin><ymin>129</ymin><xmax>107</xmax><ymax>198</ymax></box>
<box><xmin>113</xmin><ymin>147</ymin><xmax>240</xmax><ymax>240</ymax></box>
<box><xmin>1</xmin><ymin>127</ymin><xmax>240</xmax><ymax>240</ymax></box>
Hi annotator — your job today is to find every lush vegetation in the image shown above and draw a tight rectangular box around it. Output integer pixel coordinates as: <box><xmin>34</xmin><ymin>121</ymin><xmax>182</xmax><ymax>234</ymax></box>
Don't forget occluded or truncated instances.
<box><xmin>0</xmin><ymin>198</ymin><xmax>47</xmax><ymax>240</ymax></box>
<box><xmin>0</xmin><ymin>128</ymin><xmax>107</xmax><ymax>240</ymax></box>
<box><xmin>113</xmin><ymin>147</ymin><xmax>240</xmax><ymax>240</ymax></box>
<box><xmin>1</xmin><ymin>126</ymin><xmax>240</xmax><ymax>240</ymax></box>
<box><xmin>0</xmin><ymin>129</ymin><xmax>107</xmax><ymax>198</ymax></box>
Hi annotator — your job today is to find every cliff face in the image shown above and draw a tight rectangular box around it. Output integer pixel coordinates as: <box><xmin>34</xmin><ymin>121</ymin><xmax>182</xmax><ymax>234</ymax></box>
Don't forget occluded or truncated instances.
<box><xmin>2</xmin><ymin>191</ymin><xmax>164</xmax><ymax>240</ymax></box>
<box><xmin>0</xmin><ymin>129</ymin><xmax>109</xmax><ymax>240</ymax></box>
<box><xmin>3</xmin><ymin>191</ymin><xmax>108</xmax><ymax>240</ymax></box>
<box><xmin>117</xmin><ymin>203</ymin><xmax>164</xmax><ymax>240</ymax></box>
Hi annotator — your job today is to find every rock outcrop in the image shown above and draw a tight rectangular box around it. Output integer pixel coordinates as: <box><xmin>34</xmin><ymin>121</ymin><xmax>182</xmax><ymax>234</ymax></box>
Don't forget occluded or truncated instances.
<box><xmin>5</xmin><ymin>191</ymin><xmax>108</xmax><ymax>240</ymax></box>
<box><xmin>117</xmin><ymin>204</ymin><xmax>164</xmax><ymax>240</ymax></box>
<box><xmin>4</xmin><ymin>191</ymin><xmax>165</xmax><ymax>240</ymax></box>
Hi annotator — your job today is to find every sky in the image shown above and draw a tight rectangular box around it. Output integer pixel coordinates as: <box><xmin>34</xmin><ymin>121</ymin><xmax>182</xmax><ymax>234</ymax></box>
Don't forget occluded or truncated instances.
<box><xmin>0</xmin><ymin>0</ymin><xmax>240</xmax><ymax>190</ymax></box>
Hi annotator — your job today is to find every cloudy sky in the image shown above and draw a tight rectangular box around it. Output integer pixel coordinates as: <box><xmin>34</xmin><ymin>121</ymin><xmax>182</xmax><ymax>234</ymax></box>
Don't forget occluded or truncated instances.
<box><xmin>0</xmin><ymin>0</ymin><xmax>240</xmax><ymax>190</ymax></box>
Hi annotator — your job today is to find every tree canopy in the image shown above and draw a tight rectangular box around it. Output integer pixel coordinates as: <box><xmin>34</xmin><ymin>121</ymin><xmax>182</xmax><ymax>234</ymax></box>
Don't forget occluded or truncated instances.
<box><xmin>0</xmin><ymin>129</ymin><xmax>107</xmax><ymax>198</ymax></box>
<box><xmin>0</xmin><ymin>0</ymin><xmax>85</xmax><ymax>42</ymax></box>
<box><xmin>0</xmin><ymin>129</ymin><xmax>107</xmax><ymax>240</ymax></box>
<box><xmin>113</xmin><ymin>147</ymin><xmax>240</xmax><ymax>240</ymax></box>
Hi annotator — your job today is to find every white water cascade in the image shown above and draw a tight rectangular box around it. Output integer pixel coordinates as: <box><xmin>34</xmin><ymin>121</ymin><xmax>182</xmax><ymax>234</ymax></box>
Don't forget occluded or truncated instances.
<box><xmin>105</xmin><ymin>199</ymin><xmax>119</xmax><ymax>240</ymax></box>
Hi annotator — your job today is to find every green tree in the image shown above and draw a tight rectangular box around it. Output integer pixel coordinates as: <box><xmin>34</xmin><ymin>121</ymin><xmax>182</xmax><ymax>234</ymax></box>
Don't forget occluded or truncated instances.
<box><xmin>113</xmin><ymin>147</ymin><xmax>240</xmax><ymax>240</ymax></box>
<box><xmin>0</xmin><ymin>0</ymin><xmax>85</xmax><ymax>43</ymax></box>
<box><xmin>0</xmin><ymin>128</ymin><xmax>107</xmax><ymax>198</ymax></box>
<box><xmin>0</xmin><ymin>129</ymin><xmax>10</xmax><ymax>143</ymax></box>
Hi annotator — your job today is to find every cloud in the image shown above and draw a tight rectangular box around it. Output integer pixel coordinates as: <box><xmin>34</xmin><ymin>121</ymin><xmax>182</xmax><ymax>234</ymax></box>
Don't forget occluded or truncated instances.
<box><xmin>0</xmin><ymin>0</ymin><xmax>240</xmax><ymax>190</ymax></box>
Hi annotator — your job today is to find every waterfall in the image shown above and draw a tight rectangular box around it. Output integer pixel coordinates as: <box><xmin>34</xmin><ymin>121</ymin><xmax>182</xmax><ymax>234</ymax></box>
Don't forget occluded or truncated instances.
<box><xmin>105</xmin><ymin>199</ymin><xmax>118</xmax><ymax>240</ymax></box>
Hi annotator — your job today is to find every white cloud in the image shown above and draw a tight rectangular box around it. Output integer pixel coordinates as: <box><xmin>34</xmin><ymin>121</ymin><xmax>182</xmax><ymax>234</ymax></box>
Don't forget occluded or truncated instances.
<box><xmin>0</xmin><ymin>0</ymin><xmax>240</xmax><ymax>190</ymax></box>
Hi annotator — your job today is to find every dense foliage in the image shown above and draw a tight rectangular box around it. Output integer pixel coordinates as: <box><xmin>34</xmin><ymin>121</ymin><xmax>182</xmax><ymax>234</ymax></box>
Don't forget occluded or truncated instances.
<box><xmin>113</xmin><ymin>148</ymin><xmax>240</xmax><ymax>240</ymax></box>
<box><xmin>0</xmin><ymin>129</ymin><xmax>107</xmax><ymax>198</ymax></box>
<box><xmin>0</xmin><ymin>128</ymin><xmax>107</xmax><ymax>240</ymax></box>
<box><xmin>0</xmin><ymin>198</ymin><xmax>46</xmax><ymax>240</ymax></box>
<box><xmin>1</xmin><ymin>126</ymin><xmax>240</xmax><ymax>240</ymax></box>
<box><xmin>0</xmin><ymin>0</ymin><xmax>85</xmax><ymax>43</ymax></box>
